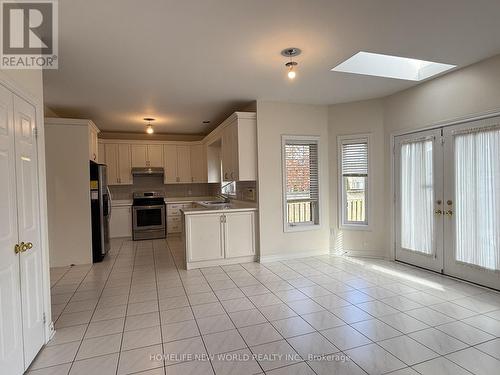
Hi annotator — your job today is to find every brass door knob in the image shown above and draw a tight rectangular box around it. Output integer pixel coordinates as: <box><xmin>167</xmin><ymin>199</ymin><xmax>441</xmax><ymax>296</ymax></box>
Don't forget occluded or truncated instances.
<box><xmin>14</xmin><ymin>244</ymin><xmax>21</xmax><ymax>254</ymax></box>
<box><xmin>434</xmin><ymin>209</ymin><xmax>442</xmax><ymax>215</ymax></box>
<box><xmin>26</xmin><ymin>242</ymin><xmax>33</xmax><ymax>250</ymax></box>
<box><xmin>445</xmin><ymin>210</ymin><xmax>453</xmax><ymax>216</ymax></box>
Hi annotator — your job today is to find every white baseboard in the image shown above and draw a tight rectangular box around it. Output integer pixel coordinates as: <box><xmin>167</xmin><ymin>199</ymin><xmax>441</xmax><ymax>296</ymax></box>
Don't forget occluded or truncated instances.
<box><xmin>259</xmin><ymin>249</ymin><xmax>330</xmax><ymax>263</ymax></box>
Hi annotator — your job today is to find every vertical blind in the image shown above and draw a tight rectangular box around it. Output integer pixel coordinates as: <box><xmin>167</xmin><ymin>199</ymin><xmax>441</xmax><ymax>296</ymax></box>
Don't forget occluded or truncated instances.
<box><xmin>454</xmin><ymin>127</ymin><xmax>500</xmax><ymax>270</ymax></box>
<box><xmin>341</xmin><ymin>142</ymin><xmax>368</xmax><ymax>177</ymax></box>
<box><xmin>400</xmin><ymin>139</ymin><xmax>434</xmax><ymax>254</ymax></box>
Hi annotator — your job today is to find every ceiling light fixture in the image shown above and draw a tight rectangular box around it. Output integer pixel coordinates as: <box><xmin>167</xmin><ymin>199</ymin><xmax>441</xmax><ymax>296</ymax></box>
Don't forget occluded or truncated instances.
<box><xmin>281</xmin><ymin>48</ymin><xmax>301</xmax><ymax>80</ymax></box>
<box><xmin>144</xmin><ymin>117</ymin><xmax>155</xmax><ymax>134</ymax></box>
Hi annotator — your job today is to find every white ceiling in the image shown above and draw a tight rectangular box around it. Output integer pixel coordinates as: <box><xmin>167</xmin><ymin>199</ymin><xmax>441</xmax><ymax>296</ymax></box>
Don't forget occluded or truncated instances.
<box><xmin>43</xmin><ymin>0</ymin><xmax>500</xmax><ymax>134</ymax></box>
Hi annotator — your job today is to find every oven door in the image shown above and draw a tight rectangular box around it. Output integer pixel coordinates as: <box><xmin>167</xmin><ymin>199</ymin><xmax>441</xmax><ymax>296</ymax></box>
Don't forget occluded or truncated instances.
<box><xmin>133</xmin><ymin>204</ymin><xmax>165</xmax><ymax>231</ymax></box>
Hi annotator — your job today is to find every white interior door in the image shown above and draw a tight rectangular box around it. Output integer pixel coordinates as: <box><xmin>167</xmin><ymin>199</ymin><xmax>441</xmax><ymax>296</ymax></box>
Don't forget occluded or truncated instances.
<box><xmin>443</xmin><ymin>118</ymin><xmax>500</xmax><ymax>289</ymax></box>
<box><xmin>0</xmin><ymin>86</ymin><xmax>24</xmax><ymax>375</ymax></box>
<box><xmin>395</xmin><ymin>129</ymin><xmax>444</xmax><ymax>272</ymax></box>
<box><xmin>13</xmin><ymin>95</ymin><xmax>45</xmax><ymax>367</ymax></box>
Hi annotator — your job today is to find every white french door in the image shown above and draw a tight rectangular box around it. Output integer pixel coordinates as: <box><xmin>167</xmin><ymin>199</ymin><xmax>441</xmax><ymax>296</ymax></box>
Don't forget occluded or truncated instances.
<box><xmin>395</xmin><ymin>129</ymin><xmax>444</xmax><ymax>272</ymax></box>
<box><xmin>0</xmin><ymin>87</ymin><xmax>45</xmax><ymax>374</ymax></box>
<box><xmin>395</xmin><ymin>117</ymin><xmax>500</xmax><ymax>290</ymax></box>
<box><xmin>14</xmin><ymin>95</ymin><xmax>45</xmax><ymax>367</ymax></box>
<box><xmin>443</xmin><ymin>118</ymin><xmax>500</xmax><ymax>289</ymax></box>
<box><xmin>0</xmin><ymin>82</ymin><xmax>25</xmax><ymax>375</ymax></box>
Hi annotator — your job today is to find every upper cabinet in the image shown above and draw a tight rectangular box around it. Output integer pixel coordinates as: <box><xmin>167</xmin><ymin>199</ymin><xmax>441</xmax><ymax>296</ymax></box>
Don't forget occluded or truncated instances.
<box><xmin>99</xmin><ymin>112</ymin><xmax>255</xmax><ymax>185</ymax></box>
<box><xmin>220</xmin><ymin>112</ymin><xmax>257</xmax><ymax>181</ymax></box>
<box><xmin>104</xmin><ymin>143</ymin><xmax>132</xmax><ymax>185</ymax></box>
<box><xmin>164</xmin><ymin>144</ymin><xmax>205</xmax><ymax>184</ymax></box>
<box><xmin>190</xmin><ymin>144</ymin><xmax>207</xmax><ymax>183</ymax></box>
<box><xmin>88</xmin><ymin>123</ymin><xmax>100</xmax><ymax>161</ymax></box>
<box><xmin>131</xmin><ymin>144</ymin><xmax>163</xmax><ymax>167</ymax></box>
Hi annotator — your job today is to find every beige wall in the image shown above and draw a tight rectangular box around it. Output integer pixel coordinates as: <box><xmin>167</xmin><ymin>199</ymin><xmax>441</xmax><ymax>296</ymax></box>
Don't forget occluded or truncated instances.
<box><xmin>256</xmin><ymin>101</ymin><xmax>330</xmax><ymax>260</ymax></box>
<box><xmin>327</xmin><ymin>100</ymin><xmax>386</xmax><ymax>257</ymax></box>
<box><xmin>327</xmin><ymin>54</ymin><xmax>500</xmax><ymax>258</ymax></box>
<box><xmin>2</xmin><ymin>69</ymin><xmax>43</xmax><ymax>103</ymax></box>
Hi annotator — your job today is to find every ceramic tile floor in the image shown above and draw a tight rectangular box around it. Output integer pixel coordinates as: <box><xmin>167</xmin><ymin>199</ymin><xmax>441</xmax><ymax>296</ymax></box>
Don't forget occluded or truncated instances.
<box><xmin>28</xmin><ymin>237</ymin><xmax>500</xmax><ymax>375</ymax></box>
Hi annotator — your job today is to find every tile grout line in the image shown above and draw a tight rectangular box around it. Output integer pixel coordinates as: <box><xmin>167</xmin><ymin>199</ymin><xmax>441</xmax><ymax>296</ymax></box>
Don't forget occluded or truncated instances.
<box><xmin>64</xmin><ymin>239</ymin><xmax>125</xmax><ymax>374</ymax></box>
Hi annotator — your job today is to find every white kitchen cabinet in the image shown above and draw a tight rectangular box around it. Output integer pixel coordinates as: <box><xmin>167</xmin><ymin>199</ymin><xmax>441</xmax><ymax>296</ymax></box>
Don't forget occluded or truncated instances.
<box><xmin>131</xmin><ymin>144</ymin><xmax>163</xmax><ymax>167</ymax></box>
<box><xmin>88</xmin><ymin>123</ymin><xmax>99</xmax><ymax>161</ymax></box>
<box><xmin>98</xmin><ymin>142</ymin><xmax>105</xmax><ymax>163</ymax></box>
<box><xmin>185</xmin><ymin>213</ymin><xmax>225</xmax><ymax>262</ymax></box>
<box><xmin>177</xmin><ymin>146</ymin><xmax>191</xmax><ymax>183</ymax></box>
<box><xmin>207</xmin><ymin>142</ymin><xmax>221</xmax><ymax>183</ymax></box>
<box><xmin>131</xmin><ymin>144</ymin><xmax>147</xmax><ymax>167</ymax></box>
<box><xmin>163</xmin><ymin>144</ymin><xmax>193</xmax><ymax>183</ymax></box>
<box><xmin>164</xmin><ymin>144</ymin><xmax>178</xmax><ymax>183</ymax></box>
<box><xmin>221</xmin><ymin>112</ymin><xmax>257</xmax><ymax>181</ymax></box>
<box><xmin>110</xmin><ymin>205</ymin><xmax>132</xmax><ymax>238</ymax></box>
<box><xmin>190</xmin><ymin>144</ymin><xmax>207</xmax><ymax>183</ymax></box>
<box><xmin>148</xmin><ymin>144</ymin><xmax>163</xmax><ymax>167</ymax></box>
<box><xmin>184</xmin><ymin>210</ymin><xmax>257</xmax><ymax>269</ymax></box>
<box><xmin>105</xmin><ymin>143</ymin><xmax>132</xmax><ymax>185</ymax></box>
<box><xmin>166</xmin><ymin>202</ymin><xmax>193</xmax><ymax>234</ymax></box>
<box><xmin>224</xmin><ymin>211</ymin><xmax>255</xmax><ymax>258</ymax></box>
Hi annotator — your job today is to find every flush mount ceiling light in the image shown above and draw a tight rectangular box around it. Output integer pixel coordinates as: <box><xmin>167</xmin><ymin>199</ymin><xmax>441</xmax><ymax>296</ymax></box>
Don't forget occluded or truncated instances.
<box><xmin>144</xmin><ymin>117</ymin><xmax>155</xmax><ymax>134</ymax></box>
<box><xmin>281</xmin><ymin>47</ymin><xmax>301</xmax><ymax>80</ymax></box>
<box><xmin>331</xmin><ymin>51</ymin><xmax>456</xmax><ymax>81</ymax></box>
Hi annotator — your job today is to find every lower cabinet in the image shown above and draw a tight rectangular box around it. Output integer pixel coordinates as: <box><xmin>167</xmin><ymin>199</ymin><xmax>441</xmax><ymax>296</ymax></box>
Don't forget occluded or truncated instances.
<box><xmin>184</xmin><ymin>211</ymin><xmax>256</xmax><ymax>269</ymax></box>
<box><xmin>224</xmin><ymin>211</ymin><xmax>256</xmax><ymax>258</ymax></box>
<box><xmin>110</xmin><ymin>205</ymin><xmax>132</xmax><ymax>238</ymax></box>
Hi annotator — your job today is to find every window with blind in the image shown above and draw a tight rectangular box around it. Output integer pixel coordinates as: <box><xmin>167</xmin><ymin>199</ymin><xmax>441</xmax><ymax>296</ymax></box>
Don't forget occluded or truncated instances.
<box><xmin>338</xmin><ymin>136</ymin><xmax>369</xmax><ymax>227</ymax></box>
<box><xmin>282</xmin><ymin>136</ymin><xmax>320</xmax><ymax>230</ymax></box>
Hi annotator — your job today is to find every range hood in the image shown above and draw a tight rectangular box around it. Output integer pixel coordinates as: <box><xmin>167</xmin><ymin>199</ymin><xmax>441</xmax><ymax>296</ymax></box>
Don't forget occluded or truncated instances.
<box><xmin>131</xmin><ymin>167</ymin><xmax>164</xmax><ymax>176</ymax></box>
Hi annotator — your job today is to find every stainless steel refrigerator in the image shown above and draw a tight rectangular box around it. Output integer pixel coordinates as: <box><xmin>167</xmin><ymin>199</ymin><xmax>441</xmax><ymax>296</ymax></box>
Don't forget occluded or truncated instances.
<box><xmin>90</xmin><ymin>161</ymin><xmax>111</xmax><ymax>262</ymax></box>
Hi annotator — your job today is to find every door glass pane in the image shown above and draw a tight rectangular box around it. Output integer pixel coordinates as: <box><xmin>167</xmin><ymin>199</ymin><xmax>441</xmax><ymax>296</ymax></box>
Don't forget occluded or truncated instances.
<box><xmin>400</xmin><ymin>140</ymin><xmax>434</xmax><ymax>254</ymax></box>
<box><xmin>454</xmin><ymin>129</ymin><xmax>500</xmax><ymax>270</ymax></box>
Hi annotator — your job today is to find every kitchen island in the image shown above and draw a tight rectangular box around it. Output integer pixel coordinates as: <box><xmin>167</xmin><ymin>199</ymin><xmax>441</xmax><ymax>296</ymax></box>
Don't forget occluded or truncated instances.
<box><xmin>181</xmin><ymin>201</ymin><xmax>258</xmax><ymax>269</ymax></box>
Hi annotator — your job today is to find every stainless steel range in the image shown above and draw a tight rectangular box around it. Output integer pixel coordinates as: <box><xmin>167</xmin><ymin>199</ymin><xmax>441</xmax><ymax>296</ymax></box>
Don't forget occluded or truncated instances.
<box><xmin>132</xmin><ymin>191</ymin><xmax>166</xmax><ymax>240</ymax></box>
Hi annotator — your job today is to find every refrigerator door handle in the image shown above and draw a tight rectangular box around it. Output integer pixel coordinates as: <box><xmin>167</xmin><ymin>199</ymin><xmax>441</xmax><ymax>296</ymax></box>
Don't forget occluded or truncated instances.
<box><xmin>107</xmin><ymin>186</ymin><xmax>112</xmax><ymax>218</ymax></box>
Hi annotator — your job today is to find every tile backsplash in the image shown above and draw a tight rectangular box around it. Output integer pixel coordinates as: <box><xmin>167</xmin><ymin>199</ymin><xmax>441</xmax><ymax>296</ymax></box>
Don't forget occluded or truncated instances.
<box><xmin>109</xmin><ymin>176</ymin><xmax>257</xmax><ymax>202</ymax></box>
<box><xmin>109</xmin><ymin>176</ymin><xmax>220</xmax><ymax>200</ymax></box>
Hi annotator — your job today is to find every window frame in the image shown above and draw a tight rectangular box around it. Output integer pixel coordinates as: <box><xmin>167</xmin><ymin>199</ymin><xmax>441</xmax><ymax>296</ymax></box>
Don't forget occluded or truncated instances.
<box><xmin>281</xmin><ymin>135</ymin><xmax>321</xmax><ymax>233</ymax></box>
<box><xmin>338</xmin><ymin>134</ymin><xmax>371</xmax><ymax>230</ymax></box>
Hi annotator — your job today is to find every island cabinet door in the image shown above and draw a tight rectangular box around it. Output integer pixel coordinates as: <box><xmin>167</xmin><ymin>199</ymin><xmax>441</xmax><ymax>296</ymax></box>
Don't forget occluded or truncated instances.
<box><xmin>224</xmin><ymin>211</ymin><xmax>255</xmax><ymax>258</ymax></box>
<box><xmin>186</xmin><ymin>213</ymin><xmax>224</xmax><ymax>262</ymax></box>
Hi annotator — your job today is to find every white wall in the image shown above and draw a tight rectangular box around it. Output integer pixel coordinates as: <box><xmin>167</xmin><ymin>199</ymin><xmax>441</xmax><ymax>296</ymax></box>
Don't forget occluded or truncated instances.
<box><xmin>327</xmin><ymin>53</ymin><xmax>500</xmax><ymax>258</ymax></box>
<box><xmin>256</xmin><ymin>101</ymin><xmax>330</xmax><ymax>260</ymax></box>
<box><xmin>328</xmin><ymin>99</ymin><xmax>386</xmax><ymax>257</ymax></box>
<box><xmin>45</xmin><ymin>122</ymin><xmax>93</xmax><ymax>266</ymax></box>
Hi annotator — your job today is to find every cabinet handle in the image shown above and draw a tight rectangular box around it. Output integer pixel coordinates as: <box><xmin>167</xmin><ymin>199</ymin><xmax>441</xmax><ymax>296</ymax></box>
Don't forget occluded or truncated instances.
<box><xmin>224</xmin><ymin>173</ymin><xmax>228</xmax><ymax>180</ymax></box>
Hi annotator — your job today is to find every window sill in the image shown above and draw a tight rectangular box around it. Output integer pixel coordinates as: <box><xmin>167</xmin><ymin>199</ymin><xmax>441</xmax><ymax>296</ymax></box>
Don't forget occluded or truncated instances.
<box><xmin>284</xmin><ymin>224</ymin><xmax>321</xmax><ymax>233</ymax></box>
<box><xmin>339</xmin><ymin>224</ymin><xmax>371</xmax><ymax>231</ymax></box>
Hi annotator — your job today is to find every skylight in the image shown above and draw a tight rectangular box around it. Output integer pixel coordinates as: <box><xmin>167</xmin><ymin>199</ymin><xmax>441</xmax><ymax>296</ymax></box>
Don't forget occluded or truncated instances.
<box><xmin>331</xmin><ymin>51</ymin><xmax>456</xmax><ymax>81</ymax></box>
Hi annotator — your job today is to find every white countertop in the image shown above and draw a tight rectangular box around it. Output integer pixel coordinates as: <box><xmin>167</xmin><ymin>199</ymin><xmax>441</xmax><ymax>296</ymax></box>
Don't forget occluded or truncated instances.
<box><xmin>181</xmin><ymin>200</ymin><xmax>257</xmax><ymax>215</ymax></box>
<box><xmin>164</xmin><ymin>196</ymin><xmax>219</xmax><ymax>204</ymax></box>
